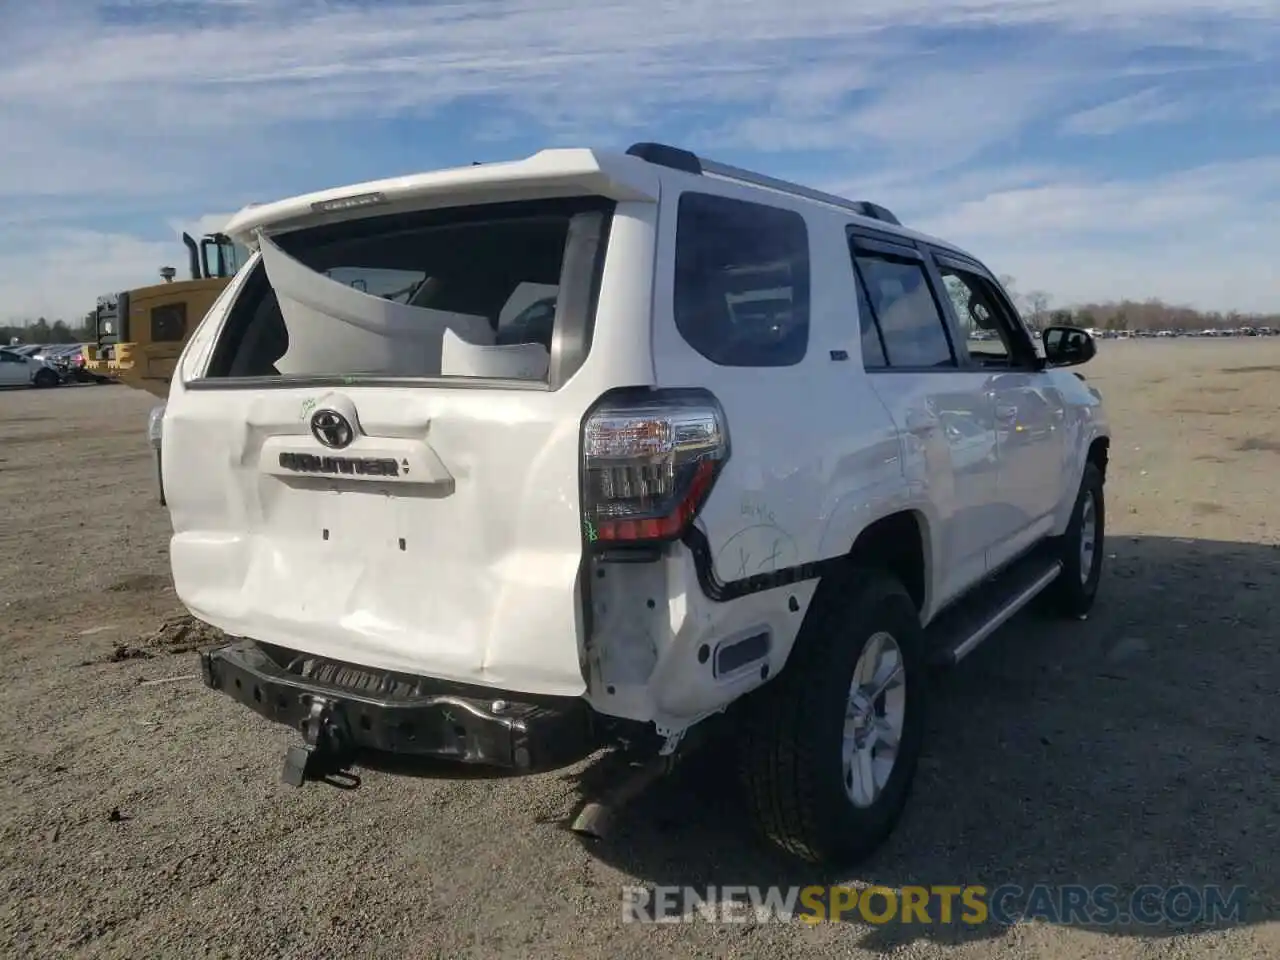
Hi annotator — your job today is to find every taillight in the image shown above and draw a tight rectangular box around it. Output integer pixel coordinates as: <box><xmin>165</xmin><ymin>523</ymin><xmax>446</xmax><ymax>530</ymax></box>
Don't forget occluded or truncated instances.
<box><xmin>581</xmin><ymin>390</ymin><xmax>729</xmax><ymax>544</ymax></box>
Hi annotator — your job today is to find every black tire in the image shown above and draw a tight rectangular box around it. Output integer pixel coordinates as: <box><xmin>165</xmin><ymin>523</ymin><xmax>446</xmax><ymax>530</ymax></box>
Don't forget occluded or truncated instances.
<box><xmin>33</xmin><ymin>368</ymin><xmax>59</xmax><ymax>388</ymax></box>
<box><xmin>156</xmin><ymin>448</ymin><xmax>167</xmax><ymax>506</ymax></box>
<box><xmin>1044</xmin><ymin>461</ymin><xmax>1105</xmax><ymax>618</ymax></box>
<box><xmin>737</xmin><ymin>569</ymin><xmax>927</xmax><ymax>866</ymax></box>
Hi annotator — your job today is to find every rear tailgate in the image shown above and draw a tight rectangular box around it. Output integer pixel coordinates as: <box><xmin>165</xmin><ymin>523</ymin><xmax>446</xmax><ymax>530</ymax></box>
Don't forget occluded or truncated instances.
<box><xmin>166</xmin><ymin>384</ymin><xmax>598</xmax><ymax>695</ymax></box>
<box><xmin>163</xmin><ymin>155</ymin><xmax>659</xmax><ymax>696</ymax></box>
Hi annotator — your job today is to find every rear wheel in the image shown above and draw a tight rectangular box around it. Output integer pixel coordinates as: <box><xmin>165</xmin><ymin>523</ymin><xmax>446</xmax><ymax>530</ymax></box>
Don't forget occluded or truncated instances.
<box><xmin>737</xmin><ymin>569</ymin><xmax>926</xmax><ymax>866</ymax></box>
<box><xmin>33</xmin><ymin>368</ymin><xmax>59</xmax><ymax>388</ymax></box>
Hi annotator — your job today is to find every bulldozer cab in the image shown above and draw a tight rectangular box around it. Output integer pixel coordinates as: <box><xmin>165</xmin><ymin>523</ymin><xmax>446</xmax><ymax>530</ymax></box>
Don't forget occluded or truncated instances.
<box><xmin>194</xmin><ymin>232</ymin><xmax>248</xmax><ymax>283</ymax></box>
<box><xmin>85</xmin><ymin>232</ymin><xmax>249</xmax><ymax>396</ymax></box>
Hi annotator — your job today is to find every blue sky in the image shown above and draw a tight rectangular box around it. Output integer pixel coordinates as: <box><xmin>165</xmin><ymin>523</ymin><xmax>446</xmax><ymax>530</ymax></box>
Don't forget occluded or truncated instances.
<box><xmin>1</xmin><ymin>0</ymin><xmax>1278</xmax><ymax>323</ymax></box>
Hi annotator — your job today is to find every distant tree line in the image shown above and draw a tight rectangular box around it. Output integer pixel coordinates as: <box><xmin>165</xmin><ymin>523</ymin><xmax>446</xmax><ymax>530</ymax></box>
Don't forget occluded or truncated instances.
<box><xmin>996</xmin><ymin>276</ymin><xmax>1279</xmax><ymax>333</ymax></box>
<box><xmin>1044</xmin><ymin>300</ymin><xmax>1279</xmax><ymax>333</ymax></box>
<box><xmin>1</xmin><ymin>313</ymin><xmax>96</xmax><ymax>346</ymax></box>
<box><xmin>2</xmin><ymin>279</ymin><xmax>1277</xmax><ymax>345</ymax></box>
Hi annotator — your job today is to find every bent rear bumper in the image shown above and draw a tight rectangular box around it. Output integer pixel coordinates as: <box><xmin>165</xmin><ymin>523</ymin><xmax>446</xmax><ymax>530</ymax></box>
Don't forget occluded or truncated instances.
<box><xmin>200</xmin><ymin>639</ymin><xmax>596</xmax><ymax>771</ymax></box>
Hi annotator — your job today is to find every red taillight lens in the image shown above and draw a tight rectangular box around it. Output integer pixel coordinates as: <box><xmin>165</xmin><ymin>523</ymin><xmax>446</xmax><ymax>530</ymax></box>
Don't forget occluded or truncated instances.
<box><xmin>581</xmin><ymin>391</ymin><xmax>728</xmax><ymax>545</ymax></box>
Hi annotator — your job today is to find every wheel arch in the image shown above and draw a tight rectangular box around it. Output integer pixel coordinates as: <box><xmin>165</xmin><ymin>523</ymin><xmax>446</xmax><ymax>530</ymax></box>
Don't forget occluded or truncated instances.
<box><xmin>748</xmin><ymin>506</ymin><xmax>933</xmax><ymax>690</ymax></box>
<box><xmin>842</xmin><ymin>510</ymin><xmax>931</xmax><ymax>615</ymax></box>
<box><xmin>1053</xmin><ymin>430</ymin><xmax>1110</xmax><ymax>534</ymax></box>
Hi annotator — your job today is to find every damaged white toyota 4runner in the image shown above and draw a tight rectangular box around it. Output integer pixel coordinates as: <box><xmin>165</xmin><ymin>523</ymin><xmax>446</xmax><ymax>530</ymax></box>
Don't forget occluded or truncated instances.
<box><xmin>161</xmin><ymin>142</ymin><xmax>1109</xmax><ymax>866</ymax></box>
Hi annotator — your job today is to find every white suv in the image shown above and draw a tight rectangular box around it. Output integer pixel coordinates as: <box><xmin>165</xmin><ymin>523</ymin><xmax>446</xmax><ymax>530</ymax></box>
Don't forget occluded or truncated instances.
<box><xmin>161</xmin><ymin>142</ymin><xmax>1109</xmax><ymax>866</ymax></box>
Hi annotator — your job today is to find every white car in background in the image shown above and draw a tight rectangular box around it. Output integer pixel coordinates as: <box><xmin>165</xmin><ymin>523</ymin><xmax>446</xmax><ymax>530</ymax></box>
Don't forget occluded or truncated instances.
<box><xmin>0</xmin><ymin>346</ymin><xmax>61</xmax><ymax>388</ymax></box>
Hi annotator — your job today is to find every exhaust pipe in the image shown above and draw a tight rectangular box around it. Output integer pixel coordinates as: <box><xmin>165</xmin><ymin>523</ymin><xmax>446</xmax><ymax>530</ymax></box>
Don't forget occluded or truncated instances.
<box><xmin>570</xmin><ymin>755</ymin><xmax>672</xmax><ymax>841</ymax></box>
<box><xmin>182</xmin><ymin>232</ymin><xmax>201</xmax><ymax>280</ymax></box>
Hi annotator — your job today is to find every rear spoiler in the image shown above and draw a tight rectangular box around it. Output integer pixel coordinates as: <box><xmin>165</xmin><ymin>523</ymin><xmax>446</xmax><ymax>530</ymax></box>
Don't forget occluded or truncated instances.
<box><xmin>222</xmin><ymin>148</ymin><xmax>660</xmax><ymax>247</ymax></box>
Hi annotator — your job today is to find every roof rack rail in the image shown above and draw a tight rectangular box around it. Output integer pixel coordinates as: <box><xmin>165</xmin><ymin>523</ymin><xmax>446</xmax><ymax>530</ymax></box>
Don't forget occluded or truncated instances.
<box><xmin>624</xmin><ymin>141</ymin><xmax>902</xmax><ymax>227</ymax></box>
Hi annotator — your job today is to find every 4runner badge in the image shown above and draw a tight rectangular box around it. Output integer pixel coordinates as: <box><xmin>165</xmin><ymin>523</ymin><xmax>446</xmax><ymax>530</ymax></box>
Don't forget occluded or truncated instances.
<box><xmin>277</xmin><ymin>452</ymin><xmax>401</xmax><ymax>477</ymax></box>
<box><xmin>310</xmin><ymin>409</ymin><xmax>354</xmax><ymax>449</ymax></box>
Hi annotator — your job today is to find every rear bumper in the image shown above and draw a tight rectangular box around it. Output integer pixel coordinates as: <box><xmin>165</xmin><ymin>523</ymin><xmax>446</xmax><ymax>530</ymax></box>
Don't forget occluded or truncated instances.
<box><xmin>200</xmin><ymin>639</ymin><xmax>596</xmax><ymax>771</ymax></box>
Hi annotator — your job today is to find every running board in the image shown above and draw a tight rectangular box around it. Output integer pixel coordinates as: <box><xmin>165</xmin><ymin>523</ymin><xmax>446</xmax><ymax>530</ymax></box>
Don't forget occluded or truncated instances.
<box><xmin>928</xmin><ymin>556</ymin><xmax>1063</xmax><ymax>668</ymax></box>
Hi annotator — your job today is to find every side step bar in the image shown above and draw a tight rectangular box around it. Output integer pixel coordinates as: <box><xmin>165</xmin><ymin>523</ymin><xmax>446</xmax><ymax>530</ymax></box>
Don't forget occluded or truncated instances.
<box><xmin>929</xmin><ymin>557</ymin><xmax>1063</xmax><ymax>668</ymax></box>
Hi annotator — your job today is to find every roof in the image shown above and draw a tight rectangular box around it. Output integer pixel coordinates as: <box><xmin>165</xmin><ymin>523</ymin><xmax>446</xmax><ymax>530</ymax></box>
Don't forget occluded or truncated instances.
<box><xmin>223</xmin><ymin>143</ymin><xmax>973</xmax><ymax>262</ymax></box>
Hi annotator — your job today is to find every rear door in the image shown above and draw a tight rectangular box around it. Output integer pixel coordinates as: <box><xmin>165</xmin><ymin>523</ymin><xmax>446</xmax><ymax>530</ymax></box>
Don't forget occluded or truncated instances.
<box><xmin>851</xmin><ymin>232</ymin><xmax>1000</xmax><ymax>609</ymax></box>
<box><xmin>163</xmin><ymin>187</ymin><xmax>658</xmax><ymax>697</ymax></box>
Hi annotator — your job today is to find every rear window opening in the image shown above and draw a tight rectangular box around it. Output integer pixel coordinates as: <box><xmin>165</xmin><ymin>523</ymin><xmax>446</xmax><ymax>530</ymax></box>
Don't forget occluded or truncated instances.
<box><xmin>199</xmin><ymin>197</ymin><xmax>614</xmax><ymax>387</ymax></box>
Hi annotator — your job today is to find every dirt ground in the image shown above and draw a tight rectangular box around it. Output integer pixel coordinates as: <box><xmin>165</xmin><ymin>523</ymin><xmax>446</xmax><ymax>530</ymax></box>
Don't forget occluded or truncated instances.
<box><xmin>1</xmin><ymin>342</ymin><xmax>1277</xmax><ymax>959</ymax></box>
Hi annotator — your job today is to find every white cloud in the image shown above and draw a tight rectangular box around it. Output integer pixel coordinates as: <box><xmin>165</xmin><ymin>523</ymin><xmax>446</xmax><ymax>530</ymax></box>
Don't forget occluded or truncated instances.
<box><xmin>913</xmin><ymin>158</ymin><xmax>1280</xmax><ymax>312</ymax></box>
<box><xmin>0</xmin><ymin>0</ymin><xmax>1278</xmax><ymax>321</ymax></box>
<box><xmin>978</xmin><ymin>241</ymin><xmax>1280</xmax><ymax>315</ymax></box>
<box><xmin>0</xmin><ymin>231</ymin><xmax>179</xmax><ymax>323</ymax></box>
<box><xmin>169</xmin><ymin>213</ymin><xmax>237</xmax><ymax>241</ymax></box>
<box><xmin>1059</xmin><ymin>88</ymin><xmax>1189</xmax><ymax>136</ymax></box>
<box><xmin>0</xmin><ymin>212</ymin><xmax>236</xmax><ymax>324</ymax></box>
<box><xmin>722</xmin><ymin>58</ymin><xmax>1075</xmax><ymax>171</ymax></box>
<box><xmin>916</xmin><ymin>157</ymin><xmax>1280</xmax><ymax>239</ymax></box>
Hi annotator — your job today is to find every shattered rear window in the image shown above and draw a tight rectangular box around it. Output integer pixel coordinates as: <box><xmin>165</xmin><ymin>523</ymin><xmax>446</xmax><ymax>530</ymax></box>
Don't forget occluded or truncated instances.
<box><xmin>201</xmin><ymin>197</ymin><xmax>613</xmax><ymax>384</ymax></box>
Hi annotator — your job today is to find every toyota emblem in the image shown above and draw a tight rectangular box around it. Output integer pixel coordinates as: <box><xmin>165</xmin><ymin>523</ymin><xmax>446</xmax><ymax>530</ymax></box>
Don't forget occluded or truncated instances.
<box><xmin>310</xmin><ymin>409</ymin><xmax>354</xmax><ymax>449</ymax></box>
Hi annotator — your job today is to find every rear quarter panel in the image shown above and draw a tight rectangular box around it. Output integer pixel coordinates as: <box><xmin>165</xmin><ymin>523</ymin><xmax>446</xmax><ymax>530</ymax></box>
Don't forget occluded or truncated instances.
<box><xmin>600</xmin><ymin>177</ymin><xmax>914</xmax><ymax>728</ymax></box>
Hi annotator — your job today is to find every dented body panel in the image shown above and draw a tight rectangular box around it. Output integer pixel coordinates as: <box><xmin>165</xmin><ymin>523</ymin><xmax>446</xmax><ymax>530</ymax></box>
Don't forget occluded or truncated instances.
<box><xmin>165</xmin><ymin>195</ymin><xmax>660</xmax><ymax>698</ymax></box>
<box><xmin>163</xmin><ymin>144</ymin><xmax>1110</xmax><ymax>752</ymax></box>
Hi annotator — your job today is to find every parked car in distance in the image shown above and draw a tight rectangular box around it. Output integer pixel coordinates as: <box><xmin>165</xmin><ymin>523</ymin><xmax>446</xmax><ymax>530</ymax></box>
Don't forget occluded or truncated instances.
<box><xmin>29</xmin><ymin>344</ymin><xmax>84</xmax><ymax>380</ymax></box>
<box><xmin>0</xmin><ymin>346</ymin><xmax>62</xmax><ymax>388</ymax></box>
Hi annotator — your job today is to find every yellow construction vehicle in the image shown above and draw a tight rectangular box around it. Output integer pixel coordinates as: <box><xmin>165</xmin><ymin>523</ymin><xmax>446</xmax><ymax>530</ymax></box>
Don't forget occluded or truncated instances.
<box><xmin>83</xmin><ymin>232</ymin><xmax>247</xmax><ymax>397</ymax></box>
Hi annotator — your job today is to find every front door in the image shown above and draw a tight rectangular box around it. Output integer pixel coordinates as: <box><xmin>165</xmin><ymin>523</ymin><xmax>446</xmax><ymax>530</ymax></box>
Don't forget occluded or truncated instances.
<box><xmin>930</xmin><ymin>254</ymin><xmax>1069</xmax><ymax>570</ymax></box>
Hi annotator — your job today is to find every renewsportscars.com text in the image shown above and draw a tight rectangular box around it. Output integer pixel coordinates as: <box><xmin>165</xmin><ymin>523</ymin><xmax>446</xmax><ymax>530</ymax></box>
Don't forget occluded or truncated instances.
<box><xmin>622</xmin><ymin>883</ymin><xmax>1249</xmax><ymax>926</ymax></box>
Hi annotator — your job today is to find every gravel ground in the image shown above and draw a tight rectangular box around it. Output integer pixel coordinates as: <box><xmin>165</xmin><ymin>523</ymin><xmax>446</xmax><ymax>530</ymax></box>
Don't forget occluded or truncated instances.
<box><xmin>1</xmin><ymin>342</ymin><xmax>1278</xmax><ymax>959</ymax></box>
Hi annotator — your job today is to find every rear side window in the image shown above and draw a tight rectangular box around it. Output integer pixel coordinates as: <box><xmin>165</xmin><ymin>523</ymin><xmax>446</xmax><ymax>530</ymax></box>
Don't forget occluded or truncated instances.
<box><xmin>200</xmin><ymin>197</ymin><xmax>613</xmax><ymax>385</ymax></box>
<box><xmin>673</xmin><ymin>192</ymin><xmax>809</xmax><ymax>367</ymax></box>
<box><xmin>854</xmin><ymin>254</ymin><xmax>956</xmax><ymax>368</ymax></box>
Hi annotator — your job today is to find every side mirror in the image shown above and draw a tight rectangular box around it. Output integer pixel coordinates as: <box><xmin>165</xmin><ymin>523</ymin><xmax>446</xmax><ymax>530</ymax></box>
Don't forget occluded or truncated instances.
<box><xmin>1042</xmin><ymin>325</ymin><xmax>1096</xmax><ymax>367</ymax></box>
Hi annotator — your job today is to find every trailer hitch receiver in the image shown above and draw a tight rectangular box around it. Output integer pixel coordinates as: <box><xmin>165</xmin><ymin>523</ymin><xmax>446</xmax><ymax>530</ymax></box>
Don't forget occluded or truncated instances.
<box><xmin>281</xmin><ymin>696</ymin><xmax>355</xmax><ymax>787</ymax></box>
